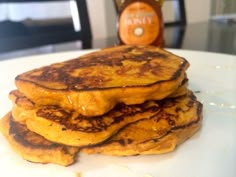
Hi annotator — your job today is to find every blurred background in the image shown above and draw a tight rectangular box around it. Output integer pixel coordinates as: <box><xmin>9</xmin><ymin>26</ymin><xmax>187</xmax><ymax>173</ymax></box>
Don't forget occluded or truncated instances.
<box><xmin>0</xmin><ymin>0</ymin><xmax>213</xmax><ymax>39</ymax></box>
<box><xmin>0</xmin><ymin>0</ymin><xmax>235</xmax><ymax>59</ymax></box>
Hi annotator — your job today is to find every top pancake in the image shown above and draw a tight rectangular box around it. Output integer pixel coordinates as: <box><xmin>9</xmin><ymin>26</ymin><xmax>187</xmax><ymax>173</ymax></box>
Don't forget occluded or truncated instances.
<box><xmin>15</xmin><ymin>45</ymin><xmax>189</xmax><ymax>116</ymax></box>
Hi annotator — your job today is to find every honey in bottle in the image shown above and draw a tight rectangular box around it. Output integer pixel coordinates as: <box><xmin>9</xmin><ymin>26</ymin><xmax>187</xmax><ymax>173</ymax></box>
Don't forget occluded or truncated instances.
<box><xmin>117</xmin><ymin>0</ymin><xmax>165</xmax><ymax>47</ymax></box>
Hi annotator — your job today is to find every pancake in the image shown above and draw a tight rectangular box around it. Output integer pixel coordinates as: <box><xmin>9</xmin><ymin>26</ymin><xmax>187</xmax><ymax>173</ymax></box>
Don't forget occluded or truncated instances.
<box><xmin>0</xmin><ymin>112</ymin><xmax>79</xmax><ymax>166</ymax></box>
<box><xmin>15</xmin><ymin>45</ymin><xmax>189</xmax><ymax>116</ymax></box>
<box><xmin>81</xmin><ymin>91</ymin><xmax>203</xmax><ymax>156</ymax></box>
<box><xmin>9</xmin><ymin>76</ymin><xmax>188</xmax><ymax>111</ymax></box>
<box><xmin>10</xmin><ymin>91</ymin><xmax>161</xmax><ymax>147</ymax></box>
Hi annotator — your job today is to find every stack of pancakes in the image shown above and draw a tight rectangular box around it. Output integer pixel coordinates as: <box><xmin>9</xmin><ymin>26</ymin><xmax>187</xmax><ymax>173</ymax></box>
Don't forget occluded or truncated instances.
<box><xmin>0</xmin><ymin>45</ymin><xmax>203</xmax><ymax>166</ymax></box>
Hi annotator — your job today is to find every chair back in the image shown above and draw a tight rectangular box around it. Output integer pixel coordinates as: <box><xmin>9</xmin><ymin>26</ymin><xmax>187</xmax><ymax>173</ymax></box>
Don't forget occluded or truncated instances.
<box><xmin>164</xmin><ymin>0</ymin><xmax>186</xmax><ymax>27</ymax></box>
<box><xmin>0</xmin><ymin>0</ymin><xmax>92</xmax><ymax>53</ymax></box>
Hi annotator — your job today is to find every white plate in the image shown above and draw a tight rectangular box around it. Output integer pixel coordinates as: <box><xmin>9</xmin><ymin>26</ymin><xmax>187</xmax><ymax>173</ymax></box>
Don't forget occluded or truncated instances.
<box><xmin>0</xmin><ymin>49</ymin><xmax>236</xmax><ymax>177</ymax></box>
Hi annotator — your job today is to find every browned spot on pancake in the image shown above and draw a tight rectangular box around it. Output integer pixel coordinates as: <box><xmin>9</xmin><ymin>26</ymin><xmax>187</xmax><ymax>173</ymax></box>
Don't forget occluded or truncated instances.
<box><xmin>106</xmin><ymin>138</ymin><xmax>134</xmax><ymax>146</ymax></box>
<box><xmin>37</xmin><ymin>106</ymin><xmax>72</xmax><ymax>121</ymax></box>
<box><xmin>9</xmin><ymin>90</ymin><xmax>35</xmax><ymax>108</ymax></box>
<box><xmin>9</xmin><ymin>115</ymin><xmax>61</xmax><ymax>149</ymax></box>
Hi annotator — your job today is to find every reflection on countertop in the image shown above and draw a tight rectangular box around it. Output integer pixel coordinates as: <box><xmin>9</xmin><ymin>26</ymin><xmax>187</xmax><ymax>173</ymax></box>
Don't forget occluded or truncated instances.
<box><xmin>0</xmin><ymin>21</ymin><xmax>236</xmax><ymax>61</ymax></box>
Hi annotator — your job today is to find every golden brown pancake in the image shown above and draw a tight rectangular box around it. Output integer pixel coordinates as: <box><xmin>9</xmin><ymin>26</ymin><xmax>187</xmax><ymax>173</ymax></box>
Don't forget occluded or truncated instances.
<box><xmin>0</xmin><ymin>112</ymin><xmax>79</xmax><ymax>166</ymax></box>
<box><xmin>81</xmin><ymin>91</ymin><xmax>203</xmax><ymax>156</ymax></box>
<box><xmin>15</xmin><ymin>45</ymin><xmax>189</xmax><ymax>116</ymax></box>
<box><xmin>9</xmin><ymin>76</ymin><xmax>188</xmax><ymax>111</ymax></box>
<box><xmin>10</xmin><ymin>91</ymin><xmax>161</xmax><ymax>147</ymax></box>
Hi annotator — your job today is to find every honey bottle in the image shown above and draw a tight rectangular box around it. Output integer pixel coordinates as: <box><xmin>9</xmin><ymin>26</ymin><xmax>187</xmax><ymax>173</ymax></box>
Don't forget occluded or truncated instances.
<box><xmin>116</xmin><ymin>0</ymin><xmax>165</xmax><ymax>47</ymax></box>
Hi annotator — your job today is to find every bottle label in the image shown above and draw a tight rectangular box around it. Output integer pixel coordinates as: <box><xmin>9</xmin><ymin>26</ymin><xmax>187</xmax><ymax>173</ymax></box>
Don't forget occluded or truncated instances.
<box><xmin>119</xmin><ymin>2</ymin><xmax>160</xmax><ymax>45</ymax></box>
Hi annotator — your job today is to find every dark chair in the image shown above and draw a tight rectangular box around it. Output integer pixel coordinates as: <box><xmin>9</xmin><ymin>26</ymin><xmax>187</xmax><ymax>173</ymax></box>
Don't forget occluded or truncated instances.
<box><xmin>0</xmin><ymin>0</ymin><xmax>92</xmax><ymax>53</ymax></box>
